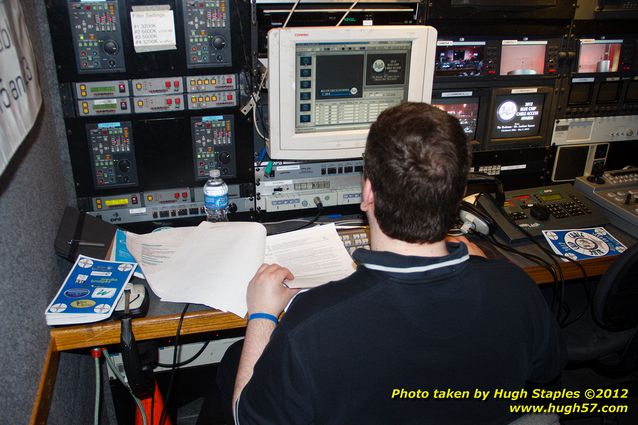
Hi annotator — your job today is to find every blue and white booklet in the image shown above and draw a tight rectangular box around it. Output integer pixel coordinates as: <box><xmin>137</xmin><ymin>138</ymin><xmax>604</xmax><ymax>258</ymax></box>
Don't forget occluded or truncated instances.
<box><xmin>542</xmin><ymin>227</ymin><xmax>627</xmax><ymax>261</ymax></box>
<box><xmin>45</xmin><ymin>255</ymin><xmax>137</xmax><ymax>325</ymax></box>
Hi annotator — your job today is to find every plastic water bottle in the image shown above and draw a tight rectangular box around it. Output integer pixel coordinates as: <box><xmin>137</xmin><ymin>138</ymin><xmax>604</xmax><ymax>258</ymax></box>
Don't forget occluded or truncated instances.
<box><xmin>203</xmin><ymin>169</ymin><xmax>229</xmax><ymax>222</ymax></box>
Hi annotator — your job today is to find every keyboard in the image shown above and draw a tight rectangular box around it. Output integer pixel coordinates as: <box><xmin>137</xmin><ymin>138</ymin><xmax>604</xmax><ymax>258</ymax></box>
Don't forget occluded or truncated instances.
<box><xmin>338</xmin><ymin>227</ymin><xmax>371</xmax><ymax>255</ymax></box>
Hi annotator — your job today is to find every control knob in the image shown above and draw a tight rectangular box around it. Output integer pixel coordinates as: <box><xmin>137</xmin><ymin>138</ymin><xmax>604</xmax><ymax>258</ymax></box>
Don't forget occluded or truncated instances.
<box><xmin>212</xmin><ymin>36</ymin><xmax>226</xmax><ymax>50</ymax></box>
<box><xmin>530</xmin><ymin>204</ymin><xmax>550</xmax><ymax>221</ymax></box>
<box><xmin>118</xmin><ymin>159</ymin><xmax>131</xmax><ymax>173</ymax></box>
<box><xmin>103</xmin><ymin>40</ymin><xmax>119</xmax><ymax>55</ymax></box>
<box><xmin>218</xmin><ymin>151</ymin><xmax>231</xmax><ymax>164</ymax></box>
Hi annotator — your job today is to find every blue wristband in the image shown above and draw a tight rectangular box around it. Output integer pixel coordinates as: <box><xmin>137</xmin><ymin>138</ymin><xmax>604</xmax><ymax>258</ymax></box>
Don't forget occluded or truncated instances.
<box><xmin>248</xmin><ymin>312</ymin><xmax>279</xmax><ymax>325</ymax></box>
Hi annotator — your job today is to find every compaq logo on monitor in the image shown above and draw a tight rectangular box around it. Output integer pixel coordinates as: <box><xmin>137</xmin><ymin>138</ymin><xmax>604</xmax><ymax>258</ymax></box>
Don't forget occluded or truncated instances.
<box><xmin>294</xmin><ymin>33</ymin><xmax>309</xmax><ymax>37</ymax></box>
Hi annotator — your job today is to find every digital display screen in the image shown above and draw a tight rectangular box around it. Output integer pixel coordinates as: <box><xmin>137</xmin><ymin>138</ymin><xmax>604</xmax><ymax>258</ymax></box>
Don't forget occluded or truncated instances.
<box><xmin>626</xmin><ymin>81</ymin><xmax>638</xmax><ymax>103</ymax></box>
<box><xmin>490</xmin><ymin>93</ymin><xmax>544</xmax><ymax>139</ymax></box>
<box><xmin>105</xmin><ymin>198</ymin><xmax>129</xmax><ymax>207</ymax></box>
<box><xmin>435</xmin><ymin>42</ymin><xmax>485</xmax><ymax>77</ymax></box>
<box><xmin>432</xmin><ymin>98</ymin><xmax>480</xmax><ymax>139</ymax></box>
<box><xmin>568</xmin><ymin>83</ymin><xmax>593</xmax><ymax>105</ymax></box>
<box><xmin>538</xmin><ymin>193</ymin><xmax>563</xmax><ymax>202</ymax></box>
<box><xmin>500</xmin><ymin>41</ymin><xmax>547</xmax><ymax>76</ymax></box>
<box><xmin>597</xmin><ymin>81</ymin><xmax>621</xmax><ymax>103</ymax></box>
<box><xmin>577</xmin><ymin>40</ymin><xmax>623</xmax><ymax>73</ymax></box>
<box><xmin>295</xmin><ymin>41</ymin><xmax>411</xmax><ymax>133</ymax></box>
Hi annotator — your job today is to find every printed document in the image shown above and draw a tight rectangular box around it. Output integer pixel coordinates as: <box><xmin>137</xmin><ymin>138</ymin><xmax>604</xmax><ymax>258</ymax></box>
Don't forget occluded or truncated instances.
<box><xmin>123</xmin><ymin>222</ymin><xmax>356</xmax><ymax>317</ymax></box>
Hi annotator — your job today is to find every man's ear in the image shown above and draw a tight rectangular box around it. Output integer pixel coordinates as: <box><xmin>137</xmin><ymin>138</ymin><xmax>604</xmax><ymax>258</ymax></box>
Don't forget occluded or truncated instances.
<box><xmin>360</xmin><ymin>178</ymin><xmax>374</xmax><ymax>212</ymax></box>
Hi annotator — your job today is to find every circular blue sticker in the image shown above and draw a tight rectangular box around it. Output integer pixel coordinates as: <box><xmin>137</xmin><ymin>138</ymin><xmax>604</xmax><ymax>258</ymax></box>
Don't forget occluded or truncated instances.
<box><xmin>65</xmin><ymin>288</ymin><xmax>90</xmax><ymax>298</ymax></box>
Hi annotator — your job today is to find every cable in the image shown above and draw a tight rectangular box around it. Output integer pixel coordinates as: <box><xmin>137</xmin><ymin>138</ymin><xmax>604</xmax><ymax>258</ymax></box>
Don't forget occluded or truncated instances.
<box><xmin>93</xmin><ymin>350</ymin><xmax>101</xmax><ymax>425</ymax></box>
<box><xmin>159</xmin><ymin>303</ymin><xmax>191</xmax><ymax>425</ymax></box>
<box><xmin>282</xmin><ymin>0</ymin><xmax>301</xmax><ymax>28</ymax></box>
<box><xmin>336</xmin><ymin>1</ymin><xmax>359</xmax><ymax>26</ymax></box>
<box><xmin>477</xmin><ymin>193</ymin><xmax>570</xmax><ymax>324</ymax></box>
<box><xmin>156</xmin><ymin>340</ymin><xmax>211</xmax><ymax>368</ymax></box>
<box><xmin>265</xmin><ymin>198</ymin><xmax>324</xmax><ymax>235</ymax></box>
<box><xmin>102</xmin><ymin>348</ymin><xmax>147</xmax><ymax>425</ymax></box>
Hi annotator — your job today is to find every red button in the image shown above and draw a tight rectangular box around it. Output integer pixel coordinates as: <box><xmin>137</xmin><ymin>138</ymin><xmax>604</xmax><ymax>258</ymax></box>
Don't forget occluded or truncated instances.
<box><xmin>488</xmin><ymin>70</ymin><xmax>496</xmax><ymax>75</ymax></box>
<box><xmin>165</xmin><ymin>81</ymin><xmax>171</xmax><ymax>88</ymax></box>
<box><xmin>167</xmin><ymin>98</ymin><xmax>172</xmax><ymax>105</ymax></box>
<box><xmin>175</xmin><ymin>98</ymin><xmax>181</xmax><ymax>105</ymax></box>
<box><xmin>227</xmin><ymin>78</ymin><xmax>233</xmax><ymax>83</ymax></box>
<box><xmin>182</xmin><ymin>192</ymin><xmax>188</xmax><ymax>198</ymax></box>
<box><xmin>174</xmin><ymin>193</ymin><xmax>179</xmax><ymax>199</ymax></box>
<box><xmin>174</xmin><ymin>80</ymin><xmax>180</xmax><ymax>87</ymax></box>
<box><xmin>227</xmin><ymin>94</ymin><xmax>233</xmax><ymax>100</ymax></box>
<box><xmin>132</xmin><ymin>196</ymin><xmax>138</xmax><ymax>204</ymax></box>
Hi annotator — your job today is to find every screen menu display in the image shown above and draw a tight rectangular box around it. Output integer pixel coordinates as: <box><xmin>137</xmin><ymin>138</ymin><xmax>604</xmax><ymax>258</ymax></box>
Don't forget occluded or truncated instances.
<box><xmin>491</xmin><ymin>93</ymin><xmax>544</xmax><ymax>139</ymax></box>
<box><xmin>435</xmin><ymin>41</ymin><xmax>485</xmax><ymax>77</ymax></box>
<box><xmin>577</xmin><ymin>40</ymin><xmax>623</xmax><ymax>73</ymax></box>
<box><xmin>500</xmin><ymin>41</ymin><xmax>547</xmax><ymax>76</ymax></box>
<box><xmin>295</xmin><ymin>41</ymin><xmax>411</xmax><ymax>133</ymax></box>
<box><xmin>433</xmin><ymin>99</ymin><xmax>480</xmax><ymax>139</ymax></box>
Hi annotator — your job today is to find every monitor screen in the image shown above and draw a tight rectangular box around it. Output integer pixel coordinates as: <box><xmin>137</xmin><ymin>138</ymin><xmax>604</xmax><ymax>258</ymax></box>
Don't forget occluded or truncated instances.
<box><xmin>626</xmin><ymin>81</ymin><xmax>638</xmax><ymax>103</ymax></box>
<box><xmin>435</xmin><ymin>41</ymin><xmax>485</xmax><ymax>77</ymax></box>
<box><xmin>296</xmin><ymin>40</ymin><xmax>411</xmax><ymax>134</ymax></box>
<box><xmin>596</xmin><ymin>81</ymin><xmax>621</xmax><ymax>103</ymax></box>
<box><xmin>577</xmin><ymin>39</ymin><xmax>623</xmax><ymax>73</ymax></box>
<box><xmin>432</xmin><ymin>98</ymin><xmax>480</xmax><ymax>139</ymax></box>
<box><xmin>267</xmin><ymin>26</ymin><xmax>437</xmax><ymax>160</ymax></box>
<box><xmin>568</xmin><ymin>83</ymin><xmax>593</xmax><ymax>105</ymax></box>
<box><xmin>490</xmin><ymin>92</ymin><xmax>545</xmax><ymax>139</ymax></box>
<box><xmin>500</xmin><ymin>41</ymin><xmax>547</xmax><ymax>76</ymax></box>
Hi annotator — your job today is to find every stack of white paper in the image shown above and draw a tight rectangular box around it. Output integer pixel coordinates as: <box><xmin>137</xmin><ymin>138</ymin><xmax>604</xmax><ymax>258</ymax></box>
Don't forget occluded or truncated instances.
<box><xmin>123</xmin><ymin>222</ymin><xmax>356</xmax><ymax>317</ymax></box>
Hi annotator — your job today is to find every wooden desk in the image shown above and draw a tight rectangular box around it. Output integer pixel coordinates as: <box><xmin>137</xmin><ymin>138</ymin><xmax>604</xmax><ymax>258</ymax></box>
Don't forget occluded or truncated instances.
<box><xmin>30</xmin><ymin>228</ymin><xmax>634</xmax><ymax>425</ymax></box>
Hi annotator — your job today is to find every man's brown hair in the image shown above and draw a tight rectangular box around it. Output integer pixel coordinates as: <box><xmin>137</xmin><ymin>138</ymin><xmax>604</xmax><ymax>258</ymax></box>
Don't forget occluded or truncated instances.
<box><xmin>364</xmin><ymin>102</ymin><xmax>471</xmax><ymax>243</ymax></box>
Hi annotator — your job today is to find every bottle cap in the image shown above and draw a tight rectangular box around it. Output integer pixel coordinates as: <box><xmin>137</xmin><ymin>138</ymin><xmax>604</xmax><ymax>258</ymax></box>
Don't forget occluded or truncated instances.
<box><xmin>209</xmin><ymin>169</ymin><xmax>221</xmax><ymax>178</ymax></box>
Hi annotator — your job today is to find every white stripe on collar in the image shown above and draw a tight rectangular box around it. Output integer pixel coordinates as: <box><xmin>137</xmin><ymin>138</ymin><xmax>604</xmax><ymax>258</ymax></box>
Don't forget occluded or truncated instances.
<box><xmin>361</xmin><ymin>254</ymin><xmax>470</xmax><ymax>274</ymax></box>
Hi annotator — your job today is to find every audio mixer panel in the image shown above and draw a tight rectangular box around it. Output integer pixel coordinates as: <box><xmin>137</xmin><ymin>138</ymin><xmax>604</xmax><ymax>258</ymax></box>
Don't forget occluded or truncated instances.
<box><xmin>182</xmin><ymin>0</ymin><xmax>233</xmax><ymax>68</ymax></box>
<box><xmin>191</xmin><ymin>115</ymin><xmax>236</xmax><ymax>179</ymax></box>
<box><xmin>87</xmin><ymin>122</ymin><xmax>138</xmax><ymax>188</ymax></box>
<box><xmin>68</xmin><ymin>0</ymin><xmax>125</xmax><ymax>73</ymax></box>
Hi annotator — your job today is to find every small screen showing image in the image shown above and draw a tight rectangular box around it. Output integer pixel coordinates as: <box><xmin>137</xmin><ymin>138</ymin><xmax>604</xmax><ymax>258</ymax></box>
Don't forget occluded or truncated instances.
<box><xmin>433</xmin><ymin>99</ymin><xmax>480</xmax><ymax>139</ymax></box>
<box><xmin>490</xmin><ymin>93</ymin><xmax>544</xmax><ymax>139</ymax></box>
<box><xmin>500</xmin><ymin>43</ymin><xmax>546</xmax><ymax>76</ymax></box>
<box><xmin>577</xmin><ymin>41</ymin><xmax>622</xmax><ymax>73</ymax></box>
<box><xmin>435</xmin><ymin>43</ymin><xmax>485</xmax><ymax>77</ymax></box>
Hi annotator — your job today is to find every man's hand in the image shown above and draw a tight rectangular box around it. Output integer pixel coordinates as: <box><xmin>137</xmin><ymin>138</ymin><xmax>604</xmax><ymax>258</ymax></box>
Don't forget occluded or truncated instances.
<box><xmin>247</xmin><ymin>264</ymin><xmax>300</xmax><ymax>317</ymax></box>
<box><xmin>446</xmin><ymin>235</ymin><xmax>487</xmax><ymax>258</ymax></box>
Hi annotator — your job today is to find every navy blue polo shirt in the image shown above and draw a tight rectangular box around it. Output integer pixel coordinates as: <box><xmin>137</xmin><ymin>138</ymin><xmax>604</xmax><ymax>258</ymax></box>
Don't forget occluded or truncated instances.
<box><xmin>237</xmin><ymin>243</ymin><xmax>561</xmax><ymax>425</ymax></box>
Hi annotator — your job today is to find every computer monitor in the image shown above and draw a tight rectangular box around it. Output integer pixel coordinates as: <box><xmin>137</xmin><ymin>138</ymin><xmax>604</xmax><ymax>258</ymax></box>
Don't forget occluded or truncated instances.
<box><xmin>486</xmin><ymin>86</ymin><xmax>553</xmax><ymax>148</ymax></box>
<box><xmin>267</xmin><ymin>25</ymin><xmax>438</xmax><ymax>160</ymax></box>
<box><xmin>499</xmin><ymin>40</ymin><xmax>547</xmax><ymax>76</ymax></box>
<box><xmin>577</xmin><ymin>39</ymin><xmax>623</xmax><ymax>73</ymax></box>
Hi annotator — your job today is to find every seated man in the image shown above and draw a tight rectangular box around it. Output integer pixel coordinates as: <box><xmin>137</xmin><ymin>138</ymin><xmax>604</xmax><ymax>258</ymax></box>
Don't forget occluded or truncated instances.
<box><xmin>229</xmin><ymin>102</ymin><xmax>561</xmax><ymax>424</ymax></box>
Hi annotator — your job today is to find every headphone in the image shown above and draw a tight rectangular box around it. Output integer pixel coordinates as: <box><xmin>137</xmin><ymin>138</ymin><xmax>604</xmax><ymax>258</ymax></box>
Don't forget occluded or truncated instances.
<box><xmin>455</xmin><ymin>173</ymin><xmax>504</xmax><ymax>237</ymax></box>
<box><xmin>458</xmin><ymin>201</ymin><xmax>496</xmax><ymax>236</ymax></box>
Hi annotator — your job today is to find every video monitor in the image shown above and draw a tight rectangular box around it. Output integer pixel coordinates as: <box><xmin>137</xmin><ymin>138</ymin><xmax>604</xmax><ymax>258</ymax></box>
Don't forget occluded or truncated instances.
<box><xmin>596</xmin><ymin>81</ymin><xmax>621</xmax><ymax>103</ymax></box>
<box><xmin>625</xmin><ymin>81</ymin><xmax>638</xmax><ymax>103</ymax></box>
<box><xmin>487</xmin><ymin>87</ymin><xmax>552</xmax><ymax>145</ymax></box>
<box><xmin>432</xmin><ymin>98</ymin><xmax>480</xmax><ymax>139</ymax></box>
<box><xmin>568</xmin><ymin>81</ymin><xmax>594</xmax><ymax>105</ymax></box>
<box><xmin>499</xmin><ymin>40</ymin><xmax>547</xmax><ymax>76</ymax></box>
<box><xmin>267</xmin><ymin>26</ymin><xmax>438</xmax><ymax>160</ymax></box>
<box><xmin>577</xmin><ymin>39</ymin><xmax>623</xmax><ymax>73</ymax></box>
<box><xmin>435</xmin><ymin>41</ymin><xmax>485</xmax><ymax>77</ymax></box>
